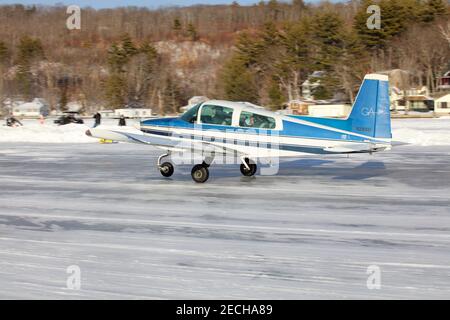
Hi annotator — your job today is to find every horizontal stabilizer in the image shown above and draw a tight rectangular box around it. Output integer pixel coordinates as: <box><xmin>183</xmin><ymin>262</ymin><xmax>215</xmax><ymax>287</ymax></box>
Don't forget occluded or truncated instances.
<box><xmin>324</xmin><ymin>143</ymin><xmax>390</xmax><ymax>153</ymax></box>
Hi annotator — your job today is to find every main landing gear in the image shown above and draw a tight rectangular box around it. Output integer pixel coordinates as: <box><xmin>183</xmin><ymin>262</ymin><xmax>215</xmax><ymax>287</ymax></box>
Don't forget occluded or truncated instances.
<box><xmin>157</xmin><ymin>153</ymin><xmax>211</xmax><ymax>183</ymax></box>
<box><xmin>191</xmin><ymin>162</ymin><xmax>210</xmax><ymax>183</ymax></box>
<box><xmin>240</xmin><ymin>157</ymin><xmax>257</xmax><ymax>177</ymax></box>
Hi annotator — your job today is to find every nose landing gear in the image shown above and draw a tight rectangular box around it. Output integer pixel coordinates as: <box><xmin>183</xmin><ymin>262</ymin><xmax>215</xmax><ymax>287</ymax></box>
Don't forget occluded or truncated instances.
<box><xmin>159</xmin><ymin>162</ymin><xmax>174</xmax><ymax>177</ymax></box>
<box><xmin>158</xmin><ymin>153</ymin><xmax>174</xmax><ymax>178</ymax></box>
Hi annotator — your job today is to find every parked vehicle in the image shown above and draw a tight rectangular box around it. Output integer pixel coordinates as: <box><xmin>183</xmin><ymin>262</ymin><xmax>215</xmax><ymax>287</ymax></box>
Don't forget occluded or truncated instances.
<box><xmin>54</xmin><ymin>112</ymin><xmax>84</xmax><ymax>125</ymax></box>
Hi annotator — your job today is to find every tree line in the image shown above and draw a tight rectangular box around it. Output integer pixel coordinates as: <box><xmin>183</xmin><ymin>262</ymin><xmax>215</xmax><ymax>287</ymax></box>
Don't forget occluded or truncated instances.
<box><xmin>220</xmin><ymin>0</ymin><xmax>450</xmax><ymax>108</ymax></box>
<box><xmin>0</xmin><ymin>0</ymin><xmax>449</xmax><ymax>114</ymax></box>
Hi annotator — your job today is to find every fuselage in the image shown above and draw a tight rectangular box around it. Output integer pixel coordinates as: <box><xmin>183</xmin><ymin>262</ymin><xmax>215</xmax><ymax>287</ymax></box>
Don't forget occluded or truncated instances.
<box><xmin>139</xmin><ymin>100</ymin><xmax>391</xmax><ymax>158</ymax></box>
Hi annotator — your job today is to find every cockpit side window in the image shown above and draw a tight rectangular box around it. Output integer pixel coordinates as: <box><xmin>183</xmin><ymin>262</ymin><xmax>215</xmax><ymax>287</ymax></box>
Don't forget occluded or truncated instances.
<box><xmin>181</xmin><ymin>103</ymin><xmax>201</xmax><ymax>123</ymax></box>
<box><xmin>239</xmin><ymin>111</ymin><xmax>276</xmax><ymax>129</ymax></box>
<box><xmin>200</xmin><ymin>105</ymin><xmax>233</xmax><ymax>126</ymax></box>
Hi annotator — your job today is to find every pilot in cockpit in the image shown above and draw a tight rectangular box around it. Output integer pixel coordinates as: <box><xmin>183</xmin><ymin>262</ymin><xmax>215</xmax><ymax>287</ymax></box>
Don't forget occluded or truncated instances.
<box><xmin>244</xmin><ymin>114</ymin><xmax>254</xmax><ymax>127</ymax></box>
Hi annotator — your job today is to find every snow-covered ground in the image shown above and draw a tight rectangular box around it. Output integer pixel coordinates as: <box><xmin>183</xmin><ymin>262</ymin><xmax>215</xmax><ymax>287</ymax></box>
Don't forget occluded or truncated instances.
<box><xmin>0</xmin><ymin>118</ymin><xmax>449</xmax><ymax>299</ymax></box>
<box><xmin>0</xmin><ymin>118</ymin><xmax>141</xmax><ymax>144</ymax></box>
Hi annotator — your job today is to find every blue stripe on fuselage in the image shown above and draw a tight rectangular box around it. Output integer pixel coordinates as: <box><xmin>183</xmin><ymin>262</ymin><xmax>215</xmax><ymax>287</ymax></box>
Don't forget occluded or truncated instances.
<box><xmin>281</xmin><ymin>120</ymin><xmax>368</xmax><ymax>142</ymax></box>
<box><xmin>141</xmin><ymin>117</ymin><xmax>374</xmax><ymax>143</ymax></box>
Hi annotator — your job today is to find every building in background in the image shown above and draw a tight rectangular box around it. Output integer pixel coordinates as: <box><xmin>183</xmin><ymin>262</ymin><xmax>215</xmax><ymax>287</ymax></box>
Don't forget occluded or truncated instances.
<box><xmin>390</xmin><ymin>86</ymin><xmax>434</xmax><ymax>112</ymax></box>
<box><xmin>279</xmin><ymin>99</ymin><xmax>351</xmax><ymax>118</ymax></box>
<box><xmin>434</xmin><ymin>94</ymin><xmax>450</xmax><ymax>114</ymax></box>
<box><xmin>308</xmin><ymin>104</ymin><xmax>352</xmax><ymax>118</ymax></box>
<box><xmin>437</xmin><ymin>71</ymin><xmax>450</xmax><ymax>92</ymax></box>
<box><xmin>12</xmin><ymin>98</ymin><xmax>49</xmax><ymax>118</ymax></box>
<box><xmin>114</xmin><ymin>108</ymin><xmax>153</xmax><ymax>118</ymax></box>
<box><xmin>99</xmin><ymin>110</ymin><xmax>115</xmax><ymax>118</ymax></box>
<box><xmin>66</xmin><ymin>101</ymin><xmax>84</xmax><ymax>113</ymax></box>
<box><xmin>2</xmin><ymin>98</ymin><xmax>25</xmax><ymax>117</ymax></box>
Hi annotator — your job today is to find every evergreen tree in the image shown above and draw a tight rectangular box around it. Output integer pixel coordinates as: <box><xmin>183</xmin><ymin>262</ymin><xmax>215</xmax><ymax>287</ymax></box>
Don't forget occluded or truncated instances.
<box><xmin>121</xmin><ymin>33</ymin><xmax>138</xmax><ymax>57</ymax></box>
<box><xmin>56</xmin><ymin>76</ymin><xmax>69</xmax><ymax>110</ymax></box>
<box><xmin>104</xmin><ymin>73</ymin><xmax>126</xmax><ymax>109</ymax></box>
<box><xmin>268</xmin><ymin>78</ymin><xmax>284</xmax><ymax>110</ymax></box>
<box><xmin>233</xmin><ymin>32</ymin><xmax>266</xmax><ymax>67</ymax></box>
<box><xmin>107</xmin><ymin>43</ymin><xmax>128</xmax><ymax>73</ymax></box>
<box><xmin>220</xmin><ymin>58</ymin><xmax>259</xmax><ymax>103</ymax></box>
<box><xmin>0</xmin><ymin>41</ymin><xmax>9</xmax><ymax>105</ymax></box>
<box><xmin>173</xmin><ymin>18</ymin><xmax>182</xmax><ymax>35</ymax></box>
<box><xmin>163</xmin><ymin>76</ymin><xmax>184</xmax><ymax>114</ymax></box>
<box><xmin>267</xmin><ymin>0</ymin><xmax>280</xmax><ymax>21</ymax></box>
<box><xmin>140</xmin><ymin>42</ymin><xmax>159</xmax><ymax>74</ymax></box>
<box><xmin>0</xmin><ymin>41</ymin><xmax>9</xmax><ymax>65</ymax></box>
<box><xmin>420</xmin><ymin>0</ymin><xmax>448</xmax><ymax>22</ymax></box>
<box><xmin>310</xmin><ymin>12</ymin><xmax>345</xmax><ymax>72</ymax></box>
<box><xmin>354</xmin><ymin>0</ymin><xmax>420</xmax><ymax>49</ymax></box>
<box><xmin>187</xmin><ymin>23</ymin><xmax>199</xmax><ymax>41</ymax></box>
<box><xmin>15</xmin><ymin>36</ymin><xmax>45</xmax><ymax>99</ymax></box>
<box><xmin>309</xmin><ymin>12</ymin><xmax>346</xmax><ymax>99</ymax></box>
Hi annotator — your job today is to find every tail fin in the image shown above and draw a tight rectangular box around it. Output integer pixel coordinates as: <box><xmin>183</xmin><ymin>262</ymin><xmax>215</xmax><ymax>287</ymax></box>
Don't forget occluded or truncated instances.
<box><xmin>347</xmin><ymin>74</ymin><xmax>391</xmax><ymax>139</ymax></box>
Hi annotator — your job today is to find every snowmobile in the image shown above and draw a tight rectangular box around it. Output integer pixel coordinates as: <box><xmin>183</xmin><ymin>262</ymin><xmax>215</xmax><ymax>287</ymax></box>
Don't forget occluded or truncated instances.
<box><xmin>54</xmin><ymin>112</ymin><xmax>84</xmax><ymax>125</ymax></box>
<box><xmin>5</xmin><ymin>117</ymin><xmax>23</xmax><ymax>127</ymax></box>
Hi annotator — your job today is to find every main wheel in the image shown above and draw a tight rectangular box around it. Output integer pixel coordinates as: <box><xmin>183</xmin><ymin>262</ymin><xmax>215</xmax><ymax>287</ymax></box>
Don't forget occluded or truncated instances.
<box><xmin>240</xmin><ymin>159</ymin><xmax>257</xmax><ymax>177</ymax></box>
<box><xmin>159</xmin><ymin>162</ymin><xmax>174</xmax><ymax>177</ymax></box>
<box><xmin>191</xmin><ymin>164</ymin><xmax>209</xmax><ymax>183</ymax></box>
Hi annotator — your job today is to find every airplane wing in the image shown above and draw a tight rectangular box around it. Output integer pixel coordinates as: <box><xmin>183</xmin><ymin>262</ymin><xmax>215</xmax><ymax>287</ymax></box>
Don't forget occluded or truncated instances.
<box><xmin>86</xmin><ymin>127</ymin><xmax>241</xmax><ymax>155</ymax></box>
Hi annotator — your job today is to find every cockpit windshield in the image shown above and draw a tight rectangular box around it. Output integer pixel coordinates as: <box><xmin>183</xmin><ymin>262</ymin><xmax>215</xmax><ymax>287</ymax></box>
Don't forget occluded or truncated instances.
<box><xmin>181</xmin><ymin>103</ymin><xmax>201</xmax><ymax>123</ymax></box>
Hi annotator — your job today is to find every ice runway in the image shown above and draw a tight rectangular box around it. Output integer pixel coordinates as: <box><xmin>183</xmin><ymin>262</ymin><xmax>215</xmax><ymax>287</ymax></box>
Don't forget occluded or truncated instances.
<box><xmin>0</xmin><ymin>140</ymin><xmax>450</xmax><ymax>299</ymax></box>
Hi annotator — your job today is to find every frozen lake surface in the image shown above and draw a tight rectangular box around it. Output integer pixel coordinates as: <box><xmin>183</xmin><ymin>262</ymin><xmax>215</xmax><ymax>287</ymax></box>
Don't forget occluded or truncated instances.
<box><xmin>0</xmin><ymin>121</ymin><xmax>450</xmax><ymax>299</ymax></box>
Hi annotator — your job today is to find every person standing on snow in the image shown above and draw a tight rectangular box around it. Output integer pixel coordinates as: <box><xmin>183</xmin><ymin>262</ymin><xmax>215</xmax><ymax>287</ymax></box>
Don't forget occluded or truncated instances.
<box><xmin>118</xmin><ymin>115</ymin><xmax>126</xmax><ymax>126</ymax></box>
<box><xmin>93</xmin><ymin>112</ymin><xmax>101</xmax><ymax>128</ymax></box>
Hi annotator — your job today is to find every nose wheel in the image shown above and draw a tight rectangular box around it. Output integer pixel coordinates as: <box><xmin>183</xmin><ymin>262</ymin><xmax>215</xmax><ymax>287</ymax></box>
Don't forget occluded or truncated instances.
<box><xmin>159</xmin><ymin>162</ymin><xmax>174</xmax><ymax>177</ymax></box>
<box><xmin>191</xmin><ymin>163</ymin><xmax>210</xmax><ymax>183</ymax></box>
<box><xmin>158</xmin><ymin>153</ymin><xmax>174</xmax><ymax>178</ymax></box>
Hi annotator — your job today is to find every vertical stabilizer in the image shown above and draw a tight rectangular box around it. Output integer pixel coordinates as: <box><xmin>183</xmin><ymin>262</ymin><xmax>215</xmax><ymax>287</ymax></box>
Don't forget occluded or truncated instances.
<box><xmin>347</xmin><ymin>74</ymin><xmax>392</xmax><ymax>139</ymax></box>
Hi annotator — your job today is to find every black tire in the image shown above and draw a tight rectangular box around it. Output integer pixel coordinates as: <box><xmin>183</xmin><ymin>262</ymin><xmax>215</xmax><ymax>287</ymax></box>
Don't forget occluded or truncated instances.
<box><xmin>240</xmin><ymin>159</ymin><xmax>257</xmax><ymax>177</ymax></box>
<box><xmin>191</xmin><ymin>164</ymin><xmax>209</xmax><ymax>183</ymax></box>
<box><xmin>159</xmin><ymin>162</ymin><xmax>174</xmax><ymax>177</ymax></box>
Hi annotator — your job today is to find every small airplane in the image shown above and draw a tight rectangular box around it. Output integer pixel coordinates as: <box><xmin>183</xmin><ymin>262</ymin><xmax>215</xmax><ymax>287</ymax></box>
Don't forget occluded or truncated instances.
<box><xmin>87</xmin><ymin>73</ymin><xmax>392</xmax><ymax>183</ymax></box>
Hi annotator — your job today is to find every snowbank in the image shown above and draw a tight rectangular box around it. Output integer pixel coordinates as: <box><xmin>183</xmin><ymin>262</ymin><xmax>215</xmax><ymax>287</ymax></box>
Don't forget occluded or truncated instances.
<box><xmin>0</xmin><ymin>118</ymin><xmax>142</xmax><ymax>144</ymax></box>
<box><xmin>392</xmin><ymin>118</ymin><xmax>450</xmax><ymax>146</ymax></box>
<box><xmin>0</xmin><ymin>123</ymin><xmax>94</xmax><ymax>143</ymax></box>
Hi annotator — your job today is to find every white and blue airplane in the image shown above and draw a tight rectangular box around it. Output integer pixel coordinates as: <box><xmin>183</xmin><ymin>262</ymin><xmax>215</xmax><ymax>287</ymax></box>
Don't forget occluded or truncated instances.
<box><xmin>87</xmin><ymin>74</ymin><xmax>392</xmax><ymax>183</ymax></box>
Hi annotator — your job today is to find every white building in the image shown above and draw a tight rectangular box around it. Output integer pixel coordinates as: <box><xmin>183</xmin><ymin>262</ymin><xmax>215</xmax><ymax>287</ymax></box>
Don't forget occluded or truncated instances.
<box><xmin>2</xmin><ymin>98</ymin><xmax>24</xmax><ymax>116</ymax></box>
<box><xmin>12</xmin><ymin>98</ymin><xmax>49</xmax><ymax>117</ymax></box>
<box><xmin>308</xmin><ymin>104</ymin><xmax>352</xmax><ymax>118</ymax></box>
<box><xmin>114</xmin><ymin>108</ymin><xmax>152</xmax><ymax>118</ymax></box>
<box><xmin>434</xmin><ymin>94</ymin><xmax>450</xmax><ymax>114</ymax></box>
<box><xmin>437</xmin><ymin>71</ymin><xmax>450</xmax><ymax>91</ymax></box>
<box><xmin>66</xmin><ymin>102</ymin><xmax>83</xmax><ymax>113</ymax></box>
<box><xmin>99</xmin><ymin>110</ymin><xmax>115</xmax><ymax>118</ymax></box>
